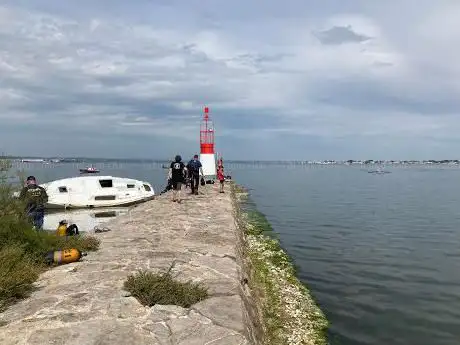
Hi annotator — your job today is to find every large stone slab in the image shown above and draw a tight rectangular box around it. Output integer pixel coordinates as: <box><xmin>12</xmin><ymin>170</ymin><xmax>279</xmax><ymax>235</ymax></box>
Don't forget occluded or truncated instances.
<box><xmin>0</xmin><ymin>184</ymin><xmax>250</xmax><ymax>345</ymax></box>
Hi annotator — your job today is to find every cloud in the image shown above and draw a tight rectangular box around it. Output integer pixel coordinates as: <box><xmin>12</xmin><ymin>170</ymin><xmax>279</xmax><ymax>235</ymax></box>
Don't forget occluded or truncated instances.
<box><xmin>0</xmin><ymin>0</ymin><xmax>459</xmax><ymax>160</ymax></box>
<box><xmin>313</xmin><ymin>25</ymin><xmax>372</xmax><ymax>45</ymax></box>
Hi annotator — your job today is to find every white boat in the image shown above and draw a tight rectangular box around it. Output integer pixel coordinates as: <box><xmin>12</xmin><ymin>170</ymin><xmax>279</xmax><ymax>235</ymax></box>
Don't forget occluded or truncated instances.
<box><xmin>39</xmin><ymin>175</ymin><xmax>155</xmax><ymax>209</ymax></box>
<box><xmin>21</xmin><ymin>159</ymin><xmax>45</xmax><ymax>163</ymax></box>
<box><xmin>368</xmin><ymin>165</ymin><xmax>391</xmax><ymax>174</ymax></box>
<box><xmin>43</xmin><ymin>207</ymin><xmax>129</xmax><ymax>232</ymax></box>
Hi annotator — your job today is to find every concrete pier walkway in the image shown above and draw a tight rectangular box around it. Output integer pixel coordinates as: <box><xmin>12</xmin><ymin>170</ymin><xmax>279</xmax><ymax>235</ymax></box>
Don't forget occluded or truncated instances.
<box><xmin>0</xmin><ymin>184</ymin><xmax>250</xmax><ymax>344</ymax></box>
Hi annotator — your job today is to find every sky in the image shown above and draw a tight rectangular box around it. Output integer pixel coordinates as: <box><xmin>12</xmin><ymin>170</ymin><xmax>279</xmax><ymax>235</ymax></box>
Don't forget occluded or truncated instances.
<box><xmin>1</xmin><ymin>0</ymin><xmax>460</xmax><ymax>160</ymax></box>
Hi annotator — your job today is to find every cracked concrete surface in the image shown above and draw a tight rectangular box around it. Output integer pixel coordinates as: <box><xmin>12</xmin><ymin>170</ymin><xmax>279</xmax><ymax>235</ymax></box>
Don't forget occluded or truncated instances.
<box><xmin>0</xmin><ymin>184</ymin><xmax>250</xmax><ymax>345</ymax></box>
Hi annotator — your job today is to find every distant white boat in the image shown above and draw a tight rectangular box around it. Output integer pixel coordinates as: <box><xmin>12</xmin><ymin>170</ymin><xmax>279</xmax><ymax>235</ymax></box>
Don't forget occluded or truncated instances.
<box><xmin>38</xmin><ymin>175</ymin><xmax>155</xmax><ymax>209</ymax></box>
<box><xmin>21</xmin><ymin>159</ymin><xmax>45</xmax><ymax>163</ymax></box>
<box><xmin>368</xmin><ymin>165</ymin><xmax>391</xmax><ymax>174</ymax></box>
<box><xmin>43</xmin><ymin>207</ymin><xmax>129</xmax><ymax>232</ymax></box>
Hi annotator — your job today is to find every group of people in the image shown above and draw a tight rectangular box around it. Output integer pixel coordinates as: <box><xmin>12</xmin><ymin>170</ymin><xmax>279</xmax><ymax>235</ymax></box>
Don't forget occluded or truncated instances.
<box><xmin>168</xmin><ymin>154</ymin><xmax>225</xmax><ymax>203</ymax></box>
<box><xmin>17</xmin><ymin>156</ymin><xmax>226</xmax><ymax>229</ymax></box>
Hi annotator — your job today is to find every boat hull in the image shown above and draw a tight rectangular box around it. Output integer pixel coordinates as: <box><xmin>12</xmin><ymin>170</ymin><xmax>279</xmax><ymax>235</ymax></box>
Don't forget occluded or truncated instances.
<box><xmin>44</xmin><ymin>195</ymin><xmax>155</xmax><ymax>209</ymax></box>
<box><xmin>39</xmin><ymin>175</ymin><xmax>155</xmax><ymax>209</ymax></box>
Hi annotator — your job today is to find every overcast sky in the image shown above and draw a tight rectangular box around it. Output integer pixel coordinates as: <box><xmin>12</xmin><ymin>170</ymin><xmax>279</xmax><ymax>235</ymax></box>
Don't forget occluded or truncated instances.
<box><xmin>1</xmin><ymin>0</ymin><xmax>459</xmax><ymax>160</ymax></box>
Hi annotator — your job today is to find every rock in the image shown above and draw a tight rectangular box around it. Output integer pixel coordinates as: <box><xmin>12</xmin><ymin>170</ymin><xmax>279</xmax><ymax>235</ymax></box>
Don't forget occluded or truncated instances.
<box><xmin>120</xmin><ymin>290</ymin><xmax>131</xmax><ymax>297</ymax></box>
<box><xmin>193</xmin><ymin>295</ymin><xmax>245</xmax><ymax>333</ymax></box>
<box><xmin>54</xmin><ymin>292</ymin><xmax>92</xmax><ymax>311</ymax></box>
<box><xmin>27</xmin><ymin>319</ymin><xmax>160</xmax><ymax>345</ymax></box>
<box><xmin>149</xmin><ymin>304</ymin><xmax>188</xmax><ymax>321</ymax></box>
<box><xmin>95</xmin><ymin>296</ymin><xmax>149</xmax><ymax>319</ymax></box>
<box><xmin>168</xmin><ymin>310</ymin><xmax>245</xmax><ymax>345</ymax></box>
<box><xmin>27</xmin><ymin>327</ymin><xmax>72</xmax><ymax>345</ymax></box>
<box><xmin>141</xmin><ymin>322</ymin><xmax>171</xmax><ymax>344</ymax></box>
<box><xmin>50</xmin><ymin>311</ymin><xmax>102</xmax><ymax>323</ymax></box>
<box><xmin>0</xmin><ymin>296</ymin><xmax>59</xmax><ymax>322</ymax></box>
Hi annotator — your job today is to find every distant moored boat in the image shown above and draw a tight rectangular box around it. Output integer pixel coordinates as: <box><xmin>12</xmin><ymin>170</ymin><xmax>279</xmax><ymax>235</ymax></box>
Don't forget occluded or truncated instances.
<box><xmin>368</xmin><ymin>165</ymin><xmax>391</xmax><ymax>174</ymax></box>
<box><xmin>80</xmin><ymin>166</ymin><xmax>99</xmax><ymax>174</ymax></box>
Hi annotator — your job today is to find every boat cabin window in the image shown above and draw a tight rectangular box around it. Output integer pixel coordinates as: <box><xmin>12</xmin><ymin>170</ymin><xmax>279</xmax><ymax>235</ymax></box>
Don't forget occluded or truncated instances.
<box><xmin>127</xmin><ymin>184</ymin><xmax>135</xmax><ymax>188</ymax></box>
<box><xmin>94</xmin><ymin>195</ymin><xmax>116</xmax><ymax>200</ymax></box>
<box><xmin>99</xmin><ymin>179</ymin><xmax>113</xmax><ymax>188</ymax></box>
<box><xmin>58</xmin><ymin>186</ymin><xmax>67</xmax><ymax>193</ymax></box>
<box><xmin>143</xmin><ymin>184</ymin><xmax>151</xmax><ymax>191</ymax></box>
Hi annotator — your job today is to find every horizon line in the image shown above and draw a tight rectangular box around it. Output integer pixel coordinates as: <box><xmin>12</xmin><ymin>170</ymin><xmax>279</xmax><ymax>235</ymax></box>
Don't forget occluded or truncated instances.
<box><xmin>3</xmin><ymin>155</ymin><xmax>460</xmax><ymax>162</ymax></box>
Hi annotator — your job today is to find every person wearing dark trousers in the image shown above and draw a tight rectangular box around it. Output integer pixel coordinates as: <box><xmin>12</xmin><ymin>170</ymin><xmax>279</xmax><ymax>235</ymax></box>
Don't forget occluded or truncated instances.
<box><xmin>169</xmin><ymin>155</ymin><xmax>186</xmax><ymax>203</ymax></box>
<box><xmin>19</xmin><ymin>176</ymin><xmax>48</xmax><ymax>230</ymax></box>
<box><xmin>186</xmin><ymin>154</ymin><xmax>204</xmax><ymax>195</ymax></box>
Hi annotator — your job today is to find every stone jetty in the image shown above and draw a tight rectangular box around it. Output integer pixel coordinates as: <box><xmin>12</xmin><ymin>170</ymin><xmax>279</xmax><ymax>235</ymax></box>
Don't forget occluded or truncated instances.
<box><xmin>0</xmin><ymin>183</ymin><xmax>250</xmax><ymax>344</ymax></box>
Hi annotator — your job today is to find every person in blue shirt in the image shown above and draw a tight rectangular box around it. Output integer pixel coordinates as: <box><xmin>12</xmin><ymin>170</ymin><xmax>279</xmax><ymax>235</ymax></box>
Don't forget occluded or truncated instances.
<box><xmin>186</xmin><ymin>154</ymin><xmax>204</xmax><ymax>195</ymax></box>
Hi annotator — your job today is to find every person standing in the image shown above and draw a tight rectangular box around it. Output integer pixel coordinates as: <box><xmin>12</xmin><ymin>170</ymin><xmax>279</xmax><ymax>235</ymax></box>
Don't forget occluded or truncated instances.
<box><xmin>19</xmin><ymin>176</ymin><xmax>48</xmax><ymax>230</ymax></box>
<box><xmin>217</xmin><ymin>165</ymin><xmax>225</xmax><ymax>193</ymax></box>
<box><xmin>186</xmin><ymin>154</ymin><xmax>204</xmax><ymax>195</ymax></box>
<box><xmin>168</xmin><ymin>155</ymin><xmax>186</xmax><ymax>203</ymax></box>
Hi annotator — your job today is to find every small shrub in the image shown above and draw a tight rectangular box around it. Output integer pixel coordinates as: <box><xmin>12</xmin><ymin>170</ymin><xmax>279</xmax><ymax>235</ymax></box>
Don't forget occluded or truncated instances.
<box><xmin>124</xmin><ymin>269</ymin><xmax>208</xmax><ymax>308</ymax></box>
<box><xmin>40</xmin><ymin>233</ymin><xmax>100</xmax><ymax>253</ymax></box>
<box><xmin>0</xmin><ymin>245</ymin><xmax>42</xmax><ymax>312</ymax></box>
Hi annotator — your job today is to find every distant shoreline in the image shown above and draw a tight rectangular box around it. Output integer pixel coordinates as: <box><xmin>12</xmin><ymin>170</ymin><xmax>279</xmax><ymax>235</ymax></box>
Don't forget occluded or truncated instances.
<box><xmin>3</xmin><ymin>156</ymin><xmax>460</xmax><ymax>165</ymax></box>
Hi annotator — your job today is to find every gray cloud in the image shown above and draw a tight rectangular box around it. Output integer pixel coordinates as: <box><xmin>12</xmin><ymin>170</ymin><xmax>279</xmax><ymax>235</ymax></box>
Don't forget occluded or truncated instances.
<box><xmin>1</xmin><ymin>1</ymin><xmax>460</xmax><ymax>160</ymax></box>
<box><xmin>314</xmin><ymin>25</ymin><xmax>372</xmax><ymax>45</ymax></box>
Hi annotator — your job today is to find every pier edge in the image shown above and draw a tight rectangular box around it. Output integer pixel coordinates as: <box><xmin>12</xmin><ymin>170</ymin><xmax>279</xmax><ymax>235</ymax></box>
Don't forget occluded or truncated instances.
<box><xmin>231</xmin><ymin>182</ymin><xmax>329</xmax><ymax>345</ymax></box>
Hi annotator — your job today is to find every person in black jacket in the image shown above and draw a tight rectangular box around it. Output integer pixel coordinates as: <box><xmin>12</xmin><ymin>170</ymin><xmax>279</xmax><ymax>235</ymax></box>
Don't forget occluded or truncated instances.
<box><xmin>19</xmin><ymin>176</ymin><xmax>48</xmax><ymax>230</ymax></box>
<box><xmin>168</xmin><ymin>155</ymin><xmax>187</xmax><ymax>203</ymax></box>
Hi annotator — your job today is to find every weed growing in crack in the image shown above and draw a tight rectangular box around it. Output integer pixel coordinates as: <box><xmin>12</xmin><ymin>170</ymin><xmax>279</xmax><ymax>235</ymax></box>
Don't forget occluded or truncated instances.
<box><xmin>123</xmin><ymin>264</ymin><xmax>208</xmax><ymax>308</ymax></box>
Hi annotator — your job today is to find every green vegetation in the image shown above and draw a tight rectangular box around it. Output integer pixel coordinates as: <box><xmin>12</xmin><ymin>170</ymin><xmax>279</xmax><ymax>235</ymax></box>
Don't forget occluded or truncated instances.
<box><xmin>0</xmin><ymin>245</ymin><xmax>41</xmax><ymax>312</ymax></box>
<box><xmin>233</xmin><ymin>184</ymin><xmax>248</xmax><ymax>194</ymax></box>
<box><xmin>231</xmin><ymin>182</ymin><xmax>329</xmax><ymax>345</ymax></box>
<box><xmin>0</xmin><ymin>156</ymin><xmax>100</xmax><ymax>312</ymax></box>
<box><xmin>123</xmin><ymin>267</ymin><xmax>208</xmax><ymax>308</ymax></box>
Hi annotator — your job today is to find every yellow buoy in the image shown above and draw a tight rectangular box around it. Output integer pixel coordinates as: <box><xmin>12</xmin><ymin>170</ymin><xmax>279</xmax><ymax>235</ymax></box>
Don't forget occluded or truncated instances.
<box><xmin>45</xmin><ymin>248</ymin><xmax>86</xmax><ymax>265</ymax></box>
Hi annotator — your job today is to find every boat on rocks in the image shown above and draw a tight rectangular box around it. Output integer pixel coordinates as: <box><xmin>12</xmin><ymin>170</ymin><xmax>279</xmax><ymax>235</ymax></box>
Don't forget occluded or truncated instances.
<box><xmin>38</xmin><ymin>175</ymin><xmax>155</xmax><ymax>209</ymax></box>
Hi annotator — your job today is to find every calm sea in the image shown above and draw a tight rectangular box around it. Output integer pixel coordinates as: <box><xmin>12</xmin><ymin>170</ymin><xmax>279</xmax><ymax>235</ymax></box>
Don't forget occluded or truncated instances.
<box><xmin>7</xmin><ymin>161</ymin><xmax>460</xmax><ymax>345</ymax></box>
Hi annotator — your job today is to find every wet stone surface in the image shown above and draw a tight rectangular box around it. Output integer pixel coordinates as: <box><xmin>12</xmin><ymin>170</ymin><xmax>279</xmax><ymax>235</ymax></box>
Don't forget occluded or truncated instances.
<box><xmin>0</xmin><ymin>184</ymin><xmax>249</xmax><ymax>345</ymax></box>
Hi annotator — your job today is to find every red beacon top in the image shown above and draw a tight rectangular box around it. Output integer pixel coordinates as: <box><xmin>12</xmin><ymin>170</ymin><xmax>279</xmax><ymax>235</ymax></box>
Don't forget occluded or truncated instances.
<box><xmin>200</xmin><ymin>106</ymin><xmax>214</xmax><ymax>154</ymax></box>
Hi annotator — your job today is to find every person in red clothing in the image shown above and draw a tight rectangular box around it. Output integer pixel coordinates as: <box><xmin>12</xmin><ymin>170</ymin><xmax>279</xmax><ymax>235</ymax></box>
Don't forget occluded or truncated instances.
<box><xmin>217</xmin><ymin>165</ymin><xmax>225</xmax><ymax>193</ymax></box>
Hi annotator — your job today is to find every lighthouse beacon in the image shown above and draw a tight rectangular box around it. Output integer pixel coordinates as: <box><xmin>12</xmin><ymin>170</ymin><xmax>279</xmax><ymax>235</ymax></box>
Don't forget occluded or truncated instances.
<box><xmin>199</xmin><ymin>106</ymin><xmax>216</xmax><ymax>179</ymax></box>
